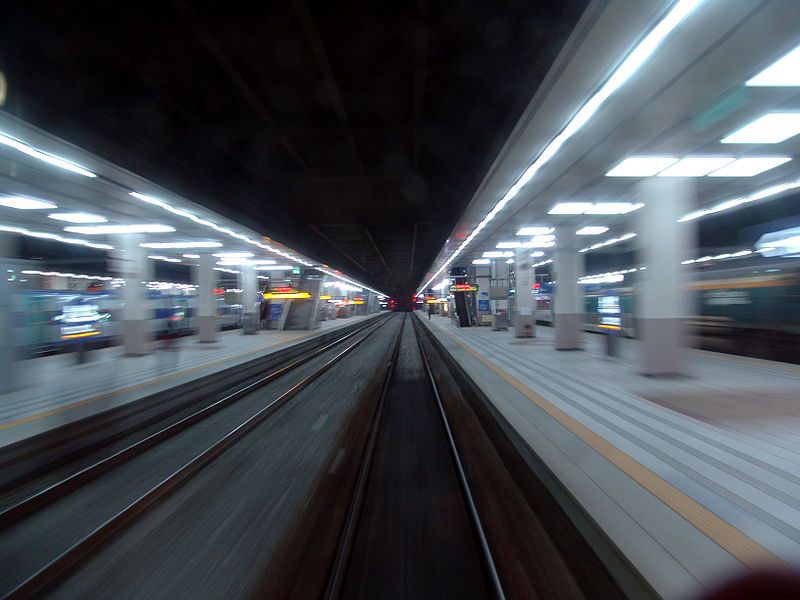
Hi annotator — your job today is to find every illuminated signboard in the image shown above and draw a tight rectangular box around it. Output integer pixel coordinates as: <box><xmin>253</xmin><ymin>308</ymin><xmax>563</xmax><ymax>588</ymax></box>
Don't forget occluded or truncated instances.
<box><xmin>320</xmin><ymin>294</ymin><xmax>332</xmax><ymax>300</ymax></box>
<box><xmin>598</xmin><ymin>295</ymin><xmax>622</xmax><ymax>330</ymax></box>
<box><xmin>263</xmin><ymin>286</ymin><xmax>312</xmax><ymax>300</ymax></box>
<box><xmin>60</xmin><ymin>304</ymin><xmax>103</xmax><ymax>340</ymax></box>
<box><xmin>449</xmin><ymin>283</ymin><xmax>478</xmax><ymax>293</ymax></box>
<box><xmin>353</xmin><ymin>296</ymin><xmax>365</xmax><ymax>305</ymax></box>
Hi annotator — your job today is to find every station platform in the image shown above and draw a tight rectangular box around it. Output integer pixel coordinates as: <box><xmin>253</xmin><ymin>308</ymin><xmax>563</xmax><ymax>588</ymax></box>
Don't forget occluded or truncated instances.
<box><xmin>0</xmin><ymin>315</ymin><xmax>379</xmax><ymax>448</ymax></box>
<box><xmin>417</xmin><ymin>312</ymin><xmax>800</xmax><ymax>600</ymax></box>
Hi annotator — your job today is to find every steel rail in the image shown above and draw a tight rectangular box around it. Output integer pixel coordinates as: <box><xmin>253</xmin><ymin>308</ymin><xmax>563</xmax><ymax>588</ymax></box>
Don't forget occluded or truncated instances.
<box><xmin>4</xmin><ymin>313</ymin><xmax>397</xmax><ymax>600</ymax></box>
<box><xmin>323</xmin><ymin>313</ymin><xmax>406</xmax><ymax>600</ymax></box>
<box><xmin>411</xmin><ymin>315</ymin><xmax>506</xmax><ymax>600</ymax></box>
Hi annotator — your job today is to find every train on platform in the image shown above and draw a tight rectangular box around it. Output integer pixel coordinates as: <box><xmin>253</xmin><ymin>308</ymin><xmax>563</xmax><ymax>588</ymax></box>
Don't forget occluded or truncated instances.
<box><xmin>532</xmin><ymin>259</ymin><xmax>800</xmax><ymax>362</ymax></box>
<box><xmin>12</xmin><ymin>290</ymin><xmax>244</xmax><ymax>356</ymax></box>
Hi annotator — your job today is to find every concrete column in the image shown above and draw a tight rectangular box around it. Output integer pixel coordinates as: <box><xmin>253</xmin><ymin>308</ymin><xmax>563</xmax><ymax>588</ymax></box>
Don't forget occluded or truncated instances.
<box><xmin>0</xmin><ymin>234</ymin><xmax>16</xmax><ymax>393</ymax></box>
<box><xmin>554</xmin><ymin>227</ymin><xmax>583</xmax><ymax>350</ymax></box>
<box><xmin>116</xmin><ymin>234</ymin><xmax>150</xmax><ymax>355</ymax></box>
<box><xmin>490</xmin><ymin>260</ymin><xmax>510</xmax><ymax>330</ymax></box>
<box><xmin>514</xmin><ymin>248</ymin><xmax>536</xmax><ymax>337</ymax></box>
<box><xmin>241</xmin><ymin>261</ymin><xmax>259</xmax><ymax>334</ymax></box>
<box><xmin>636</xmin><ymin>178</ymin><xmax>696</xmax><ymax>375</ymax></box>
<box><xmin>196</xmin><ymin>253</ymin><xmax>219</xmax><ymax>342</ymax></box>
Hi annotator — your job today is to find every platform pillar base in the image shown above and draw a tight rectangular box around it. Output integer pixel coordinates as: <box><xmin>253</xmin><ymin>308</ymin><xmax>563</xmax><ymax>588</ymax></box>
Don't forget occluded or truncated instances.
<box><xmin>555</xmin><ymin>313</ymin><xmax>582</xmax><ymax>350</ymax></box>
<box><xmin>197</xmin><ymin>316</ymin><xmax>219</xmax><ymax>343</ymax></box>
<box><xmin>122</xmin><ymin>319</ymin><xmax>149</xmax><ymax>356</ymax></box>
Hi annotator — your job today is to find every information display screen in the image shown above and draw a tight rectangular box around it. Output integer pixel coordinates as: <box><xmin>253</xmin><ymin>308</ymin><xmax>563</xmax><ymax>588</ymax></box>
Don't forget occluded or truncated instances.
<box><xmin>598</xmin><ymin>295</ymin><xmax>622</xmax><ymax>329</ymax></box>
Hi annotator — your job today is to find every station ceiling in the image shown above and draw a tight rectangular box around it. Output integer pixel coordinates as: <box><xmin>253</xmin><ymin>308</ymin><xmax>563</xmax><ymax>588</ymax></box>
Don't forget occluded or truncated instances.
<box><xmin>0</xmin><ymin>0</ymin><xmax>588</xmax><ymax>296</ymax></box>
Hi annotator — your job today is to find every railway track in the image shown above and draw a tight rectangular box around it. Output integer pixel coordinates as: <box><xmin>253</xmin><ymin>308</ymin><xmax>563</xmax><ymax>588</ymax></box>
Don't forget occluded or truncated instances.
<box><xmin>0</xmin><ymin>314</ymin><xmax>396</xmax><ymax>598</ymax></box>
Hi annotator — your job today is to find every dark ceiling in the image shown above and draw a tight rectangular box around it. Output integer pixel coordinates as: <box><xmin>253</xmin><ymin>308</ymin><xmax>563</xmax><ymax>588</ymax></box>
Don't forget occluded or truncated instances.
<box><xmin>0</xmin><ymin>0</ymin><xmax>588</xmax><ymax>295</ymax></box>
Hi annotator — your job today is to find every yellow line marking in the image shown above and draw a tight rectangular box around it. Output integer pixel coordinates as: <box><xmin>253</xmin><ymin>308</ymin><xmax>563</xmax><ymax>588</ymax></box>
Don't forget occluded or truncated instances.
<box><xmin>0</xmin><ymin>331</ymin><xmax>313</xmax><ymax>431</ymax></box>
<box><xmin>425</xmin><ymin>317</ymin><xmax>784</xmax><ymax>569</ymax></box>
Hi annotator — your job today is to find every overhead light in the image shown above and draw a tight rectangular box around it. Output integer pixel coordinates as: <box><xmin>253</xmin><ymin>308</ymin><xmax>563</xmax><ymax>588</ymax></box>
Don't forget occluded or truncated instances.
<box><xmin>588</xmin><ymin>202</ymin><xmax>644</xmax><ymax>215</ymax></box>
<box><xmin>516</xmin><ymin>226</ymin><xmax>554</xmax><ymax>236</ymax></box>
<box><xmin>183</xmin><ymin>254</ymin><xmax>200</xmax><ymax>259</ymax></box>
<box><xmin>48</xmin><ymin>212</ymin><xmax>106</xmax><ymax>223</ymax></box>
<box><xmin>576</xmin><ymin>226</ymin><xmax>609</xmax><ymax>235</ymax></box>
<box><xmin>148</xmin><ymin>255</ymin><xmax>182</xmax><ymax>263</ymax></box>
<box><xmin>505</xmin><ymin>258</ymin><xmax>515</xmax><ymax>264</ymax></box>
<box><xmin>21</xmin><ymin>269</ymin><xmax>119</xmax><ymax>282</ymax></box>
<box><xmin>65</xmin><ymin>224</ymin><xmax>176</xmax><ymax>234</ymax></box>
<box><xmin>255</xmin><ymin>264</ymin><xmax>293</xmax><ymax>270</ymax></box>
<box><xmin>472</xmin><ymin>259</ymin><xmax>491</xmax><ymax>265</ymax></box>
<box><xmin>497</xmin><ymin>241</ymin><xmax>523</xmax><ymax>248</ymax></box>
<box><xmin>213</xmin><ymin>251</ymin><xmax>254</xmax><ymax>258</ymax></box>
<box><xmin>721</xmin><ymin>113</ymin><xmax>800</xmax><ymax>144</ymax></box>
<box><xmin>606</xmin><ymin>156</ymin><xmax>678</xmax><ymax>176</ymax></box>
<box><xmin>253</xmin><ymin>259</ymin><xmax>278</xmax><ymax>265</ymax></box>
<box><xmin>657</xmin><ymin>157</ymin><xmax>735</xmax><ymax>176</ymax></box>
<box><xmin>140</xmin><ymin>241</ymin><xmax>223</xmax><ymax>249</ymax></box>
<box><xmin>707</xmin><ymin>157</ymin><xmax>791</xmax><ymax>177</ymax></box>
<box><xmin>0</xmin><ymin>223</ymin><xmax>113</xmax><ymax>250</ymax></box>
<box><xmin>415</xmin><ymin>0</ymin><xmax>703</xmax><ymax>296</ymax></box>
<box><xmin>482</xmin><ymin>251</ymin><xmax>514</xmax><ymax>258</ymax></box>
<box><xmin>679</xmin><ymin>178</ymin><xmax>800</xmax><ymax>221</ymax></box>
<box><xmin>0</xmin><ymin>132</ymin><xmax>97</xmax><ymax>177</ymax></box>
<box><xmin>548</xmin><ymin>202</ymin><xmax>593</xmax><ymax>215</ymax></box>
<box><xmin>747</xmin><ymin>44</ymin><xmax>800</xmax><ymax>86</ymax></box>
<box><xmin>532</xmin><ymin>259</ymin><xmax>553</xmax><ymax>268</ymax></box>
<box><xmin>129</xmin><ymin>191</ymin><xmax>315</xmax><ymax>268</ymax></box>
<box><xmin>579</xmin><ymin>232</ymin><xmax>637</xmax><ymax>253</ymax></box>
<box><xmin>530</xmin><ymin>251</ymin><xmax>545</xmax><ymax>257</ymax></box>
<box><xmin>0</xmin><ymin>196</ymin><xmax>57</xmax><ymax>210</ymax></box>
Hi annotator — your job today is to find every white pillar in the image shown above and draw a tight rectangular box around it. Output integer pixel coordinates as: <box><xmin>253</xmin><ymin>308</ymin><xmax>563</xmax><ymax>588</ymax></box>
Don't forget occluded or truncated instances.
<box><xmin>0</xmin><ymin>234</ymin><xmax>16</xmax><ymax>393</ymax></box>
<box><xmin>241</xmin><ymin>262</ymin><xmax>259</xmax><ymax>334</ymax></box>
<box><xmin>636</xmin><ymin>178</ymin><xmax>696</xmax><ymax>375</ymax></box>
<box><xmin>514</xmin><ymin>248</ymin><xmax>536</xmax><ymax>337</ymax></box>
<box><xmin>196</xmin><ymin>253</ymin><xmax>219</xmax><ymax>342</ymax></box>
<box><xmin>554</xmin><ymin>227</ymin><xmax>583</xmax><ymax>350</ymax></box>
<box><xmin>115</xmin><ymin>234</ymin><xmax>150</xmax><ymax>355</ymax></box>
<box><xmin>490</xmin><ymin>260</ymin><xmax>509</xmax><ymax>330</ymax></box>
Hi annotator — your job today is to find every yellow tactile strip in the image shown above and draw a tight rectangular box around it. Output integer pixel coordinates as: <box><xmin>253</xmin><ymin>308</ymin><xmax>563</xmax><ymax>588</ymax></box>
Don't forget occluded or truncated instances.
<box><xmin>0</xmin><ymin>331</ymin><xmax>310</xmax><ymax>431</ymax></box>
<box><xmin>430</xmin><ymin>321</ymin><xmax>785</xmax><ymax>570</ymax></box>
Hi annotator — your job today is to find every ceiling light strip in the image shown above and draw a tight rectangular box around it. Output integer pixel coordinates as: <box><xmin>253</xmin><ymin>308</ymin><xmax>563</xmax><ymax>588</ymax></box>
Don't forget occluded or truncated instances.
<box><xmin>0</xmin><ymin>224</ymin><xmax>113</xmax><ymax>250</ymax></box>
<box><xmin>21</xmin><ymin>269</ymin><xmax>122</xmax><ymax>282</ymax></box>
<box><xmin>416</xmin><ymin>0</ymin><xmax>704</xmax><ymax>294</ymax></box>
<box><xmin>0</xmin><ymin>132</ymin><xmax>97</xmax><ymax>178</ymax></box>
<box><xmin>579</xmin><ymin>232</ymin><xmax>637</xmax><ymax>253</ymax></box>
<box><xmin>678</xmin><ymin>178</ymin><xmax>800</xmax><ymax>222</ymax></box>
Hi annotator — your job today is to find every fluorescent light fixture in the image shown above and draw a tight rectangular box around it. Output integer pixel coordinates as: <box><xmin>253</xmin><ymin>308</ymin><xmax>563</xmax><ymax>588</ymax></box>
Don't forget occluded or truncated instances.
<box><xmin>0</xmin><ymin>196</ymin><xmax>57</xmax><ymax>210</ymax></box>
<box><xmin>148</xmin><ymin>255</ymin><xmax>182</xmax><ymax>263</ymax></box>
<box><xmin>253</xmin><ymin>259</ymin><xmax>277</xmax><ymax>265</ymax></box>
<box><xmin>532</xmin><ymin>259</ymin><xmax>553</xmax><ymax>268</ymax></box>
<box><xmin>747</xmin><ymin>44</ymin><xmax>800</xmax><ymax>86</ymax></box>
<box><xmin>658</xmin><ymin>157</ymin><xmax>735</xmax><ymax>176</ymax></box>
<box><xmin>21</xmin><ymin>269</ymin><xmax>121</xmax><ymax>282</ymax></box>
<box><xmin>415</xmin><ymin>0</ymin><xmax>704</xmax><ymax>295</ymax></box>
<box><xmin>472</xmin><ymin>259</ymin><xmax>491</xmax><ymax>265</ymax></box>
<box><xmin>579</xmin><ymin>232</ymin><xmax>637</xmax><ymax>253</ymax></box>
<box><xmin>0</xmin><ymin>132</ymin><xmax>97</xmax><ymax>177</ymax></box>
<box><xmin>213</xmin><ymin>252</ymin><xmax>254</xmax><ymax>258</ymax></box>
<box><xmin>516</xmin><ymin>226</ymin><xmax>554</xmax><ymax>236</ymax></box>
<box><xmin>498</xmin><ymin>240</ymin><xmax>554</xmax><ymax>249</ymax></box>
<box><xmin>721</xmin><ymin>113</ymin><xmax>800</xmax><ymax>144</ymax></box>
<box><xmin>530</xmin><ymin>251</ymin><xmax>545</xmax><ymax>257</ymax></box>
<box><xmin>505</xmin><ymin>258</ymin><xmax>515</xmax><ymax>264</ymax></box>
<box><xmin>183</xmin><ymin>254</ymin><xmax>201</xmax><ymax>259</ymax></box>
<box><xmin>482</xmin><ymin>251</ymin><xmax>514</xmax><ymax>258</ymax></box>
<box><xmin>576</xmin><ymin>226</ymin><xmax>609</xmax><ymax>235</ymax></box>
<box><xmin>548</xmin><ymin>202</ymin><xmax>593</xmax><ymax>215</ymax></box>
<box><xmin>48</xmin><ymin>212</ymin><xmax>106</xmax><ymax>223</ymax></box>
<box><xmin>214</xmin><ymin>267</ymin><xmax>239</xmax><ymax>274</ymax></box>
<box><xmin>140</xmin><ymin>241</ymin><xmax>222</xmax><ymax>249</ymax></box>
<box><xmin>496</xmin><ymin>241</ymin><xmax>523</xmax><ymax>248</ymax></box>
<box><xmin>129</xmin><ymin>191</ymin><xmax>316</xmax><ymax>268</ymax></box>
<box><xmin>708</xmin><ymin>157</ymin><xmax>791</xmax><ymax>177</ymax></box>
<box><xmin>255</xmin><ymin>264</ymin><xmax>293</xmax><ymax>270</ymax></box>
<box><xmin>65</xmin><ymin>224</ymin><xmax>175</xmax><ymax>234</ymax></box>
<box><xmin>0</xmin><ymin>223</ymin><xmax>114</xmax><ymax>250</ymax></box>
<box><xmin>606</xmin><ymin>156</ymin><xmax>678</xmax><ymax>176</ymax></box>
<box><xmin>679</xmin><ymin>178</ymin><xmax>800</xmax><ymax>221</ymax></box>
<box><xmin>586</xmin><ymin>203</ymin><xmax>643</xmax><ymax>215</ymax></box>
